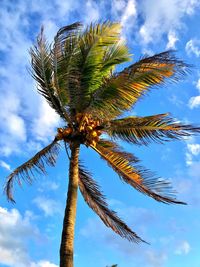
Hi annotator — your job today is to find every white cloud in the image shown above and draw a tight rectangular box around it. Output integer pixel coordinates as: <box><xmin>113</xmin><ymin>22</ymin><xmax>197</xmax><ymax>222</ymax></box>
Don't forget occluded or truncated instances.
<box><xmin>185</xmin><ymin>152</ymin><xmax>193</xmax><ymax>166</ymax></box>
<box><xmin>185</xmin><ymin>0</ymin><xmax>200</xmax><ymax>14</ymax></box>
<box><xmin>176</xmin><ymin>161</ymin><xmax>200</xmax><ymax>204</ymax></box>
<box><xmin>188</xmin><ymin>76</ymin><xmax>200</xmax><ymax>109</ymax></box>
<box><xmin>38</xmin><ymin>181</ymin><xmax>60</xmax><ymax>193</ymax></box>
<box><xmin>139</xmin><ymin>0</ymin><xmax>200</xmax><ymax>45</ymax></box>
<box><xmin>121</xmin><ymin>0</ymin><xmax>137</xmax><ymax>27</ymax></box>
<box><xmin>33</xmin><ymin>196</ymin><xmax>62</xmax><ymax>217</ymax></box>
<box><xmin>188</xmin><ymin>95</ymin><xmax>200</xmax><ymax>108</ymax></box>
<box><xmin>112</xmin><ymin>0</ymin><xmax>126</xmax><ymax>12</ymax></box>
<box><xmin>166</xmin><ymin>31</ymin><xmax>179</xmax><ymax>49</ymax></box>
<box><xmin>0</xmin><ymin>206</ymin><xmax>58</xmax><ymax>267</ymax></box>
<box><xmin>146</xmin><ymin>250</ymin><xmax>168</xmax><ymax>267</ymax></box>
<box><xmin>32</xmin><ymin>99</ymin><xmax>60</xmax><ymax>142</ymax></box>
<box><xmin>41</xmin><ymin>20</ymin><xmax>58</xmax><ymax>42</ymax></box>
<box><xmin>185</xmin><ymin>39</ymin><xmax>200</xmax><ymax>57</ymax></box>
<box><xmin>175</xmin><ymin>178</ymin><xmax>192</xmax><ymax>194</ymax></box>
<box><xmin>175</xmin><ymin>240</ymin><xmax>191</xmax><ymax>255</ymax></box>
<box><xmin>85</xmin><ymin>0</ymin><xmax>100</xmax><ymax>23</ymax></box>
<box><xmin>188</xmin><ymin>161</ymin><xmax>200</xmax><ymax>178</ymax></box>
<box><xmin>111</xmin><ymin>0</ymin><xmax>138</xmax><ymax>39</ymax></box>
<box><xmin>187</xmin><ymin>144</ymin><xmax>200</xmax><ymax>156</ymax></box>
<box><xmin>0</xmin><ymin>160</ymin><xmax>11</xmax><ymax>171</ymax></box>
<box><xmin>30</xmin><ymin>260</ymin><xmax>58</xmax><ymax>267</ymax></box>
<box><xmin>0</xmin><ymin>91</ymin><xmax>27</xmax><ymax>156</ymax></box>
<box><xmin>196</xmin><ymin>78</ymin><xmax>200</xmax><ymax>92</ymax></box>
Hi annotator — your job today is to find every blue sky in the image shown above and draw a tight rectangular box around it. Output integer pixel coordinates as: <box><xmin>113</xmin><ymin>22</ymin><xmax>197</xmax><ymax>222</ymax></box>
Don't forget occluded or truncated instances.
<box><xmin>0</xmin><ymin>0</ymin><xmax>200</xmax><ymax>266</ymax></box>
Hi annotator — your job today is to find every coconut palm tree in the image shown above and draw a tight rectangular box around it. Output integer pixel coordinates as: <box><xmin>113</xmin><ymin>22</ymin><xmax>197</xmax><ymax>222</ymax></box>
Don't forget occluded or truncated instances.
<box><xmin>4</xmin><ymin>22</ymin><xmax>200</xmax><ymax>267</ymax></box>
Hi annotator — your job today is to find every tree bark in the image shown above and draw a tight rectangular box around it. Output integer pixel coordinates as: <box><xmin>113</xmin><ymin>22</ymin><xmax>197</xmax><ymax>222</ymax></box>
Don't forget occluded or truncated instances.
<box><xmin>60</xmin><ymin>143</ymin><xmax>80</xmax><ymax>267</ymax></box>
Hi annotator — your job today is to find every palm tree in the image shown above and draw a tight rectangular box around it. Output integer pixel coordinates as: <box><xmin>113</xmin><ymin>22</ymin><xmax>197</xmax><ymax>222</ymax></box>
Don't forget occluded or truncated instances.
<box><xmin>4</xmin><ymin>22</ymin><xmax>200</xmax><ymax>267</ymax></box>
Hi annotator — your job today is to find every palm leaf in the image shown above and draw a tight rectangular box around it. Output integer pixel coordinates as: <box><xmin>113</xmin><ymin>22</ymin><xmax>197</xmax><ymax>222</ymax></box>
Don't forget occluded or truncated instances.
<box><xmin>75</xmin><ymin>22</ymin><xmax>130</xmax><ymax>112</ymax></box>
<box><xmin>4</xmin><ymin>139</ymin><xmax>60</xmax><ymax>202</ymax></box>
<box><xmin>105</xmin><ymin>113</ymin><xmax>200</xmax><ymax>145</ymax></box>
<box><xmin>30</xmin><ymin>28</ymin><xmax>70</xmax><ymax>121</ymax></box>
<box><xmin>91</xmin><ymin>140</ymin><xmax>186</xmax><ymax>204</ymax></box>
<box><xmin>78</xmin><ymin>164</ymin><xmax>146</xmax><ymax>243</ymax></box>
<box><xmin>53</xmin><ymin>22</ymin><xmax>82</xmax><ymax>112</ymax></box>
<box><xmin>86</xmin><ymin>51</ymin><xmax>189</xmax><ymax>120</ymax></box>
<box><xmin>101</xmin><ymin>39</ymin><xmax>131</xmax><ymax>72</ymax></box>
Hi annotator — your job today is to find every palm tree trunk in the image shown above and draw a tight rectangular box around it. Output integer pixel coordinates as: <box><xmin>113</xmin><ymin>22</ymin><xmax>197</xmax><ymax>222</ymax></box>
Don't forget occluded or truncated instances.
<box><xmin>60</xmin><ymin>143</ymin><xmax>80</xmax><ymax>267</ymax></box>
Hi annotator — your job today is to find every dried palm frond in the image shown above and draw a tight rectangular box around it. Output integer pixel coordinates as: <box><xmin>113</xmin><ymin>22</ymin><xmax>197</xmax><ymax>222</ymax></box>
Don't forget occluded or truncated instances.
<box><xmin>105</xmin><ymin>113</ymin><xmax>200</xmax><ymax>145</ymax></box>
<box><xmin>78</xmin><ymin>164</ymin><xmax>146</xmax><ymax>243</ymax></box>
<box><xmin>92</xmin><ymin>140</ymin><xmax>186</xmax><ymax>205</ymax></box>
<box><xmin>5</xmin><ymin>139</ymin><xmax>60</xmax><ymax>202</ymax></box>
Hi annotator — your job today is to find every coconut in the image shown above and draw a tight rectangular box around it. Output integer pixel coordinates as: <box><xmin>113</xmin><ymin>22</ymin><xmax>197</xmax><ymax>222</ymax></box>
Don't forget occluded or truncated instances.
<box><xmin>90</xmin><ymin>131</ymin><xmax>98</xmax><ymax>138</ymax></box>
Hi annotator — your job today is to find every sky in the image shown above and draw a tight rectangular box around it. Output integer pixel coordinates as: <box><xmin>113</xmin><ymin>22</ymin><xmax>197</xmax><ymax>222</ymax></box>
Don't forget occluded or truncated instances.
<box><xmin>0</xmin><ymin>0</ymin><xmax>200</xmax><ymax>266</ymax></box>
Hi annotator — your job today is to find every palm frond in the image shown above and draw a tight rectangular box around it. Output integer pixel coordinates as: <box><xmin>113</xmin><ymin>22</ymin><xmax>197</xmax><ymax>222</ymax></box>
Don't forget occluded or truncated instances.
<box><xmin>105</xmin><ymin>113</ymin><xmax>200</xmax><ymax>145</ymax></box>
<box><xmin>53</xmin><ymin>22</ymin><xmax>82</xmax><ymax>112</ymax></box>
<box><xmin>30</xmin><ymin>28</ymin><xmax>70</xmax><ymax>121</ymax></box>
<box><xmin>78</xmin><ymin>164</ymin><xmax>145</xmax><ymax>243</ymax></box>
<box><xmin>102</xmin><ymin>40</ymin><xmax>131</xmax><ymax>72</ymax></box>
<box><xmin>91</xmin><ymin>140</ymin><xmax>186</xmax><ymax>205</ymax></box>
<box><xmin>4</xmin><ymin>139</ymin><xmax>60</xmax><ymax>202</ymax></box>
<box><xmin>85</xmin><ymin>51</ymin><xmax>189</xmax><ymax>120</ymax></box>
<box><xmin>75</xmin><ymin>22</ymin><xmax>130</xmax><ymax>112</ymax></box>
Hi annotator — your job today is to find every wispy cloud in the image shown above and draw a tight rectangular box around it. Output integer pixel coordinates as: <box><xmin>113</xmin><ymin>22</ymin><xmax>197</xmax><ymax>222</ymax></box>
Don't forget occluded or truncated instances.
<box><xmin>175</xmin><ymin>240</ymin><xmax>191</xmax><ymax>255</ymax></box>
<box><xmin>166</xmin><ymin>30</ymin><xmax>179</xmax><ymax>49</ymax></box>
<box><xmin>38</xmin><ymin>181</ymin><xmax>60</xmax><ymax>193</ymax></box>
<box><xmin>188</xmin><ymin>76</ymin><xmax>200</xmax><ymax>109</ymax></box>
<box><xmin>196</xmin><ymin>78</ymin><xmax>200</xmax><ymax>92</ymax></box>
<box><xmin>187</xmin><ymin>143</ymin><xmax>200</xmax><ymax>156</ymax></box>
<box><xmin>185</xmin><ymin>39</ymin><xmax>200</xmax><ymax>57</ymax></box>
<box><xmin>188</xmin><ymin>95</ymin><xmax>200</xmax><ymax>108</ymax></box>
<box><xmin>33</xmin><ymin>196</ymin><xmax>62</xmax><ymax>217</ymax></box>
<box><xmin>84</xmin><ymin>0</ymin><xmax>100</xmax><ymax>23</ymax></box>
<box><xmin>120</xmin><ymin>0</ymin><xmax>137</xmax><ymax>27</ymax></box>
<box><xmin>175</xmin><ymin>160</ymin><xmax>200</xmax><ymax>204</ymax></box>
<box><xmin>146</xmin><ymin>250</ymin><xmax>168</xmax><ymax>267</ymax></box>
<box><xmin>0</xmin><ymin>160</ymin><xmax>11</xmax><ymax>171</ymax></box>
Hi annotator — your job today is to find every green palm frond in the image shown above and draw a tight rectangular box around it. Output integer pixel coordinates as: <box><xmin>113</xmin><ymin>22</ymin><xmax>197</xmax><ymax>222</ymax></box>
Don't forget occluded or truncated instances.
<box><xmin>78</xmin><ymin>22</ymin><xmax>124</xmax><ymax>90</ymax></box>
<box><xmin>78</xmin><ymin>164</ymin><xmax>145</xmax><ymax>243</ymax></box>
<box><xmin>4</xmin><ymin>139</ymin><xmax>60</xmax><ymax>203</ymax></box>
<box><xmin>92</xmin><ymin>140</ymin><xmax>186</xmax><ymax>205</ymax></box>
<box><xmin>105</xmin><ymin>113</ymin><xmax>200</xmax><ymax>145</ymax></box>
<box><xmin>102</xmin><ymin>40</ymin><xmax>131</xmax><ymax>72</ymax></box>
<box><xmin>30</xmin><ymin>28</ymin><xmax>70</xmax><ymax>121</ymax></box>
<box><xmin>75</xmin><ymin>22</ymin><xmax>130</xmax><ymax>112</ymax></box>
<box><xmin>85</xmin><ymin>51</ymin><xmax>189</xmax><ymax>120</ymax></box>
<box><xmin>52</xmin><ymin>22</ymin><xmax>130</xmax><ymax>114</ymax></box>
<box><xmin>53</xmin><ymin>22</ymin><xmax>82</xmax><ymax>112</ymax></box>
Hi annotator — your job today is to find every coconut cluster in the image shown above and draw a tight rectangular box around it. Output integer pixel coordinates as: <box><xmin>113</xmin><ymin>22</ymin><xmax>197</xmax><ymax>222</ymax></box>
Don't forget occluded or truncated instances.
<box><xmin>55</xmin><ymin>113</ymin><xmax>102</xmax><ymax>147</ymax></box>
<box><xmin>56</xmin><ymin>127</ymin><xmax>73</xmax><ymax>141</ymax></box>
<box><xmin>76</xmin><ymin>113</ymin><xmax>102</xmax><ymax>147</ymax></box>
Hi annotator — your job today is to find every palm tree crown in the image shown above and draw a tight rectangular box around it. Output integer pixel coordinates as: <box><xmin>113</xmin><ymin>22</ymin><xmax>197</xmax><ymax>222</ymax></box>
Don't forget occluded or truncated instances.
<box><xmin>5</xmin><ymin>22</ymin><xmax>200</xmax><ymax>246</ymax></box>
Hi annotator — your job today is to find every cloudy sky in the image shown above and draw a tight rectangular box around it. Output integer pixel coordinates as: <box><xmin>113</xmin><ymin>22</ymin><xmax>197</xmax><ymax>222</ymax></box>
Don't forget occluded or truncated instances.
<box><xmin>0</xmin><ymin>0</ymin><xmax>200</xmax><ymax>266</ymax></box>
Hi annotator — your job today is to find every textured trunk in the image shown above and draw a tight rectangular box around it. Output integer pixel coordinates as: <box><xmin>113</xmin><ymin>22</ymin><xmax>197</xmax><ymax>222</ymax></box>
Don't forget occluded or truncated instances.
<box><xmin>60</xmin><ymin>143</ymin><xmax>80</xmax><ymax>267</ymax></box>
